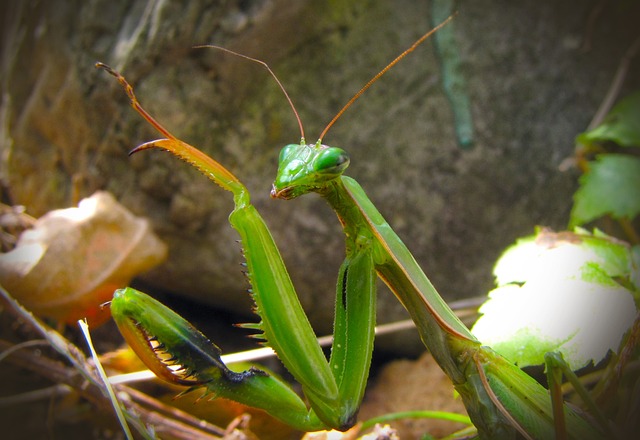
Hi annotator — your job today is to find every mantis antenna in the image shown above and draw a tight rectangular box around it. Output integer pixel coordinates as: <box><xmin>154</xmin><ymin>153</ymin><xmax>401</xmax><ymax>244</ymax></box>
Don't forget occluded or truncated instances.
<box><xmin>197</xmin><ymin>13</ymin><xmax>454</xmax><ymax>145</ymax></box>
<box><xmin>195</xmin><ymin>45</ymin><xmax>306</xmax><ymax>142</ymax></box>
<box><xmin>317</xmin><ymin>13</ymin><xmax>456</xmax><ymax>143</ymax></box>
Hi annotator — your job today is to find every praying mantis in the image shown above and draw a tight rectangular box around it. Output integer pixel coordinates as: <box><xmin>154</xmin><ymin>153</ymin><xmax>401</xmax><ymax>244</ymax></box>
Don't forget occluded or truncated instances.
<box><xmin>99</xmin><ymin>18</ymin><xmax>610</xmax><ymax>439</ymax></box>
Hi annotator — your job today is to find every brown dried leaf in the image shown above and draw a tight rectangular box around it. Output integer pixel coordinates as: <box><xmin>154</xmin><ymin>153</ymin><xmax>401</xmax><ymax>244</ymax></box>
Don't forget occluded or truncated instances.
<box><xmin>0</xmin><ymin>191</ymin><xmax>167</xmax><ymax>325</ymax></box>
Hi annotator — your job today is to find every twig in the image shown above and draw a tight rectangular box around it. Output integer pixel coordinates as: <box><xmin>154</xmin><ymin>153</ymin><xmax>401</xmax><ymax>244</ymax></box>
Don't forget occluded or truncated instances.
<box><xmin>563</xmin><ymin>34</ymin><xmax>640</xmax><ymax>173</ymax></box>
<box><xmin>0</xmin><ymin>384</ymin><xmax>71</xmax><ymax>407</ymax></box>
<box><xmin>122</xmin><ymin>385</ymin><xmax>229</xmax><ymax>438</ymax></box>
<box><xmin>580</xmin><ymin>0</ymin><xmax>607</xmax><ymax>52</ymax></box>
<box><xmin>586</xmin><ymin>34</ymin><xmax>640</xmax><ymax>131</ymax></box>
<box><xmin>0</xmin><ymin>339</ymin><xmax>50</xmax><ymax>362</ymax></box>
<box><xmin>0</xmin><ymin>285</ymin><xmax>231</xmax><ymax>438</ymax></box>
<box><xmin>79</xmin><ymin>319</ymin><xmax>135</xmax><ymax>440</ymax></box>
<box><xmin>0</xmin><ymin>337</ymin><xmax>232</xmax><ymax>439</ymax></box>
<box><xmin>108</xmin><ymin>296</ymin><xmax>484</xmax><ymax>387</ymax></box>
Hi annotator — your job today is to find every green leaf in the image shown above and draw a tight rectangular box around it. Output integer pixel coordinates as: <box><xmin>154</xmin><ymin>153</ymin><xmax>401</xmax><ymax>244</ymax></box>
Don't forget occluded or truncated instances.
<box><xmin>472</xmin><ymin>229</ymin><xmax>637</xmax><ymax>370</ymax></box>
<box><xmin>577</xmin><ymin>91</ymin><xmax>640</xmax><ymax>148</ymax></box>
<box><xmin>570</xmin><ymin>154</ymin><xmax>640</xmax><ymax>227</ymax></box>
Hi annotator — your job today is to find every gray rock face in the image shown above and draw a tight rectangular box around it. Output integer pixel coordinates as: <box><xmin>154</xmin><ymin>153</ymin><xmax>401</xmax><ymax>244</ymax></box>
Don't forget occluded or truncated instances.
<box><xmin>2</xmin><ymin>0</ymin><xmax>638</xmax><ymax>354</ymax></box>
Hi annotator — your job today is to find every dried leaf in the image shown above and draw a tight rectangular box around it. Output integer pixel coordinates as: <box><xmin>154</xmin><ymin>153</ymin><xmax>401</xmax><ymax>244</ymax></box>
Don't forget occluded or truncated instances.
<box><xmin>0</xmin><ymin>191</ymin><xmax>167</xmax><ymax>325</ymax></box>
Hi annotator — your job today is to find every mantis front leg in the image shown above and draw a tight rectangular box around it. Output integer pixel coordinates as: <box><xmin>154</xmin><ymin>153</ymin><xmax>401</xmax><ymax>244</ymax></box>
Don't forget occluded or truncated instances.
<box><xmin>111</xmin><ymin>287</ymin><xmax>318</xmax><ymax>430</ymax></box>
<box><xmin>231</xmin><ymin>203</ymin><xmax>377</xmax><ymax>429</ymax></box>
<box><xmin>100</xmin><ymin>64</ymin><xmax>374</xmax><ymax>431</ymax></box>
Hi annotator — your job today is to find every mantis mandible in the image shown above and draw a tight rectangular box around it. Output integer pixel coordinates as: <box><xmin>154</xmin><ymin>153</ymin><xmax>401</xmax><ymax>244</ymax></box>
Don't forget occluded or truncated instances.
<box><xmin>99</xmin><ymin>17</ymin><xmax>607</xmax><ymax>439</ymax></box>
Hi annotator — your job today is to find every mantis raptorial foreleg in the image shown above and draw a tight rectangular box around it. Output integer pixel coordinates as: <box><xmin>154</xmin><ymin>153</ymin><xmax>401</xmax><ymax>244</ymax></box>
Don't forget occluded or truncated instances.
<box><xmin>111</xmin><ymin>287</ymin><xmax>319</xmax><ymax>430</ymax></box>
<box><xmin>100</xmin><ymin>16</ymin><xmax>610</xmax><ymax>438</ymax></box>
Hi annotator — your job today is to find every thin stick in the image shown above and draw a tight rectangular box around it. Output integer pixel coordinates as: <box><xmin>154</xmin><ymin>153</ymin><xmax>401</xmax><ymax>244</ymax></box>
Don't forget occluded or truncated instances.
<box><xmin>586</xmin><ymin>34</ymin><xmax>640</xmax><ymax>131</ymax></box>
<box><xmin>0</xmin><ymin>339</ymin><xmax>49</xmax><ymax>363</ymax></box>
<box><xmin>79</xmin><ymin>319</ymin><xmax>135</xmax><ymax>440</ymax></box>
<box><xmin>0</xmin><ymin>384</ymin><xmax>71</xmax><ymax>407</ymax></box>
<box><xmin>122</xmin><ymin>385</ymin><xmax>227</xmax><ymax>437</ymax></box>
<box><xmin>0</xmin><ymin>339</ymin><xmax>222</xmax><ymax>439</ymax></box>
<box><xmin>109</xmin><ymin>295</ymin><xmax>483</xmax><ymax>385</ymax></box>
<box><xmin>318</xmin><ymin>13</ymin><xmax>456</xmax><ymax>142</ymax></box>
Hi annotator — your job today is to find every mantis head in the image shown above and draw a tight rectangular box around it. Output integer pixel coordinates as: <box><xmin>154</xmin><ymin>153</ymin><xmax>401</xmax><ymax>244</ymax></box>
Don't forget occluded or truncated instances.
<box><xmin>271</xmin><ymin>141</ymin><xmax>350</xmax><ymax>199</ymax></box>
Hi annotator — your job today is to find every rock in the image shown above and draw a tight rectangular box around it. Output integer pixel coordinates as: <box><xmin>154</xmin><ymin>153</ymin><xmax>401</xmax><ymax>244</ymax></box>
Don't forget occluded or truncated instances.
<box><xmin>1</xmin><ymin>0</ymin><xmax>638</xmax><ymax>353</ymax></box>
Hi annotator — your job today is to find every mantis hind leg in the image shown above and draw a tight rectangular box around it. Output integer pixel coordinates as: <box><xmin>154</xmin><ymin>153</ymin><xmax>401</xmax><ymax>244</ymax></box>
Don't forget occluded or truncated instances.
<box><xmin>231</xmin><ymin>208</ymin><xmax>376</xmax><ymax>430</ymax></box>
<box><xmin>468</xmin><ymin>347</ymin><xmax>604</xmax><ymax>439</ymax></box>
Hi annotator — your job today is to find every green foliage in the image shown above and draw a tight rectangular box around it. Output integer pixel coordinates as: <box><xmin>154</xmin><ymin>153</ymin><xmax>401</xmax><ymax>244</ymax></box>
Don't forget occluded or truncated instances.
<box><xmin>570</xmin><ymin>91</ymin><xmax>640</xmax><ymax>228</ymax></box>
<box><xmin>570</xmin><ymin>154</ymin><xmax>640</xmax><ymax>228</ymax></box>
<box><xmin>576</xmin><ymin>91</ymin><xmax>640</xmax><ymax>148</ymax></box>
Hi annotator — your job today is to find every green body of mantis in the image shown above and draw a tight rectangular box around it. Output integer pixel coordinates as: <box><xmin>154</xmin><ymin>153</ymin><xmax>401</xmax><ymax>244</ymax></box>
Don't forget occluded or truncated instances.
<box><xmin>100</xmin><ymin>22</ymin><xmax>607</xmax><ymax>439</ymax></box>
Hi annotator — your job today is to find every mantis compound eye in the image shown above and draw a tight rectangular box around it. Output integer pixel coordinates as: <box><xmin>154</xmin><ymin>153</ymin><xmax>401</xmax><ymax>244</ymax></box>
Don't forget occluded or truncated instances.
<box><xmin>278</xmin><ymin>144</ymin><xmax>300</xmax><ymax>163</ymax></box>
<box><xmin>314</xmin><ymin>148</ymin><xmax>350</xmax><ymax>175</ymax></box>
